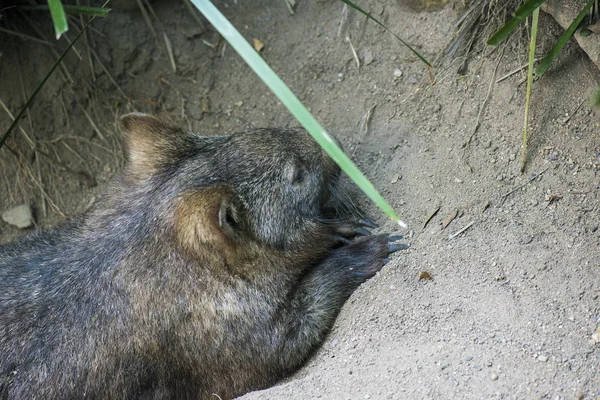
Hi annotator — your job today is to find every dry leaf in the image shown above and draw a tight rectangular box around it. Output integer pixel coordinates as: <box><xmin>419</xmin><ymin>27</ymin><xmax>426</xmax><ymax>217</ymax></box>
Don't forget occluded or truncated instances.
<box><xmin>419</xmin><ymin>271</ymin><xmax>433</xmax><ymax>281</ymax></box>
<box><xmin>482</xmin><ymin>199</ymin><xmax>490</xmax><ymax>213</ymax></box>
<box><xmin>423</xmin><ymin>205</ymin><xmax>440</xmax><ymax>229</ymax></box>
<box><xmin>442</xmin><ymin>209</ymin><xmax>458</xmax><ymax>230</ymax></box>
<box><xmin>253</xmin><ymin>38</ymin><xmax>264</xmax><ymax>52</ymax></box>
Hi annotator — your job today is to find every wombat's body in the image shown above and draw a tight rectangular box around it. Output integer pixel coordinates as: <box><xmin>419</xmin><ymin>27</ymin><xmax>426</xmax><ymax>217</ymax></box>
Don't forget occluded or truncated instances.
<box><xmin>0</xmin><ymin>114</ymin><xmax>401</xmax><ymax>399</ymax></box>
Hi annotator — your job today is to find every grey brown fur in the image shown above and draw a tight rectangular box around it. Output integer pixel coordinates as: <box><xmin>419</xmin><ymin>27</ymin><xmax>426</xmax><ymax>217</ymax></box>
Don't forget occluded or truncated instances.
<box><xmin>0</xmin><ymin>113</ymin><xmax>401</xmax><ymax>399</ymax></box>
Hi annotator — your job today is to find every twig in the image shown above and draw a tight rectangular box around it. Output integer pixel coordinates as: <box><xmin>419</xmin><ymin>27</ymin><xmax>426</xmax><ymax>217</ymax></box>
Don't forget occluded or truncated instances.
<box><xmin>351</xmin><ymin>104</ymin><xmax>376</xmax><ymax>157</ymax></box>
<box><xmin>337</xmin><ymin>4</ymin><xmax>348</xmax><ymax>37</ymax></box>
<box><xmin>387</xmin><ymin>105</ymin><xmax>397</xmax><ymax>122</ymax></box>
<box><xmin>359</xmin><ymin>104</ymin><xmax>376</xmax><ymax>136</ymax></box>
<box><xmin>164</xmin><ymin>32</ymin><xmax>177</xmax><ymax>73</ymax></box>
<box><xmin>283</xmin><ymin>0</ymin><xmax>296</xmax><ymax>15</ymax></box>
<box><xmin>39</xmin><ymin>135</ymin><xmax>114</xmax><ymax>153</ymax></box>
<box><xmin>76</xmin><ymin>99</ymin><xmax>106</xmax><ymax>141</ymax></box>
<box><xmin>136</xmin><ymin>0</ymin><xmax>158</xmax><ymax>43</ymax></box>
<box><xmin>17</xmin><ymin>61</ymin><xmax>47</xmax><ymax>217</ymax></box>
<box><xmin>0</xmin><ymin>27</ymin><xmax>52</xmax><ymax>45</ymax></box>
<box><xmin>465</xmin><ymin>47</ymin><xmax>504</xmax><ymax>148</ymax></box>
<box><xmin>5</xmin><ymin>148</ymin><xmax>65</xmax><ymax>217</ymax></box>
<box><xmin>35</xmin><ymin>154</ymin><xmax>47</xmax><ymax>218</ymax></box>
<box><xmin>88</xmin><ymin>47</ymin><xmax>129</xmax><ymax>99</ymax></box>
<box><xmin>346</xmin><ymin>35</ymin><xmax>360</xmax><ymax>70</ymax></box>
<box><xmin>496</xmin><ymin>58</ymin><xmax>541</xmax><ymax>83</ymax></box>
<box><xmin>559</xmin><ymin>98</ymin><xmax>585</xmax><ymax>125</ymax></box>
<box><xmin>183</xmin><ymin>0</ymin><xmax>206</xmax><ymax>32</ymax></box>
<box><xmin>502</xmin><ymin>166</ymin><xmax>549</xmax><ymax>199</ymax></box>
<box><xmin>74</xmin><ymin>9</ymin><xmax>97</xmax><ymax>81</ymax></box>
<box><xmin>448</xmin><ymin>221</ymin><xmax>475</xmax><ymax>240</ymax></box>
<box><xmin>61</xmin><ymin>32</ymin><xmax>83</xmax><ymax>60</ymax></box>
<box><xmin>0</xmin><ymin>99</ymin><xmax>35</xmax><ymax>149</ymax></box>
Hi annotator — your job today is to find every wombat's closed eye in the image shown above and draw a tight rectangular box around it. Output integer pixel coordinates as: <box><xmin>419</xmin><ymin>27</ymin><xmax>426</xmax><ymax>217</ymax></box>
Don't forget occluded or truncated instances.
<box><xmin>0</xmin><ymin>113</ymin><xmax>406</xmax><ymax>400</ymax></box>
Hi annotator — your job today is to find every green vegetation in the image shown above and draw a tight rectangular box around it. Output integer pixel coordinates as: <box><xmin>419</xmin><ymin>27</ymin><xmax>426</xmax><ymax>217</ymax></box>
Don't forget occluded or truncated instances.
<box><xmin>488</xmin><ymin>0</ymin><xmax>596</xmax><ymax>172</ymax></box>
<box><xmin>43</xmin><ymin>1</ymin><xmax>110</xmax><ymax>39</ymax></box>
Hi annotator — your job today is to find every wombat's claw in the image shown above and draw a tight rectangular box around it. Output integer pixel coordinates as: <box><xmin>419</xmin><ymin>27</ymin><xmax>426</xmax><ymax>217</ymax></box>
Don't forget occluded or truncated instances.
<box><xmin>386</xmin><ymin>235</ymin><xmax>404</xmax><ymax>242</ymax></box>
<box><xmin>359</xmin><ymin>218</ymin><xmax>379</xmax><ymax>229</ymax></box>
<box><xmin>354</xmin><ymin>227</ymin><xmax>371</xmax><ymax>236</ymax></box>
<box><xmin>383</xmin><ymin>257</ymin><xmax>392</xmax><ymax>265</ymax></box>
<box><xmin>333</xmin><ymin>235</ymin><xmax>352</xmax><ymax>245</ymax></box>
<box><xmin>387</xmin><ymin>243</ymin><xmax>409</xmax><ymax>253</ymax></box>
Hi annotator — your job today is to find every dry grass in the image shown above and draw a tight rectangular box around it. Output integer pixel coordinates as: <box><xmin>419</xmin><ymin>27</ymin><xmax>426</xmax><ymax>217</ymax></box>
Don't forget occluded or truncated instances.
<box><xmin>0</xmin><ymin>9</ymin><xmax>124</xmax><ymax>225</ymax></box>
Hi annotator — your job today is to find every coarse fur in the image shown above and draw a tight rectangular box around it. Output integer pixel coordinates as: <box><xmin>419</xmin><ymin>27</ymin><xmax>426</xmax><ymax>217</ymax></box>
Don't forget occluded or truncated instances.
<box><xmin>0</xmin><ymin>113</ymin><xmax>394</xmax><ymax>399</ymax></box>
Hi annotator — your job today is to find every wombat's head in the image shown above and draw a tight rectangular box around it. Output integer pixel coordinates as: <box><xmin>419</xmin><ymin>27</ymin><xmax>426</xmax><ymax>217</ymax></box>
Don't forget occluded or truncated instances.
<box><xmin>118</xmin><ymin>113</ymin><xmax>346</xmax><ymax>256</ymax></box>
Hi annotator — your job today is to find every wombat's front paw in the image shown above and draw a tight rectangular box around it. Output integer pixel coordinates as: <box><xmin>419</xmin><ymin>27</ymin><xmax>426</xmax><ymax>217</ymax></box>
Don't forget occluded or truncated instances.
<box><xmin>332</xmin><ymin>217</ymin><xmax>381</xmax><ymax>244</ymax></box>
<box><xmin>337</xmin><ymin>234</ymin><xmax>408</xmax><ymax>283</ymax></box>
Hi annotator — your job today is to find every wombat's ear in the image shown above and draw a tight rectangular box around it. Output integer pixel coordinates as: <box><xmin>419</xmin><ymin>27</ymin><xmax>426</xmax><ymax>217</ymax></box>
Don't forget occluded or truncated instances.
<box><xmin>119</xmin><ymin>113</ymin><xmax>192</xmax><ymax>180</ymax></box>
<box><xmin>174</xmin><ymin>187</ymin><xmax>241</xmax><ymax>257</ymax></box>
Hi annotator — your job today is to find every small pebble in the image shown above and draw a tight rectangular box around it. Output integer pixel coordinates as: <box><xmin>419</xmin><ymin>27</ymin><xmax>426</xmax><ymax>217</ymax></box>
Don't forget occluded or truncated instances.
<box><xmin>393</xmin><ymin>68</ymin><xmax>403</xmax><ymax>79</ymax></box>
<box><xmin>575</xmin><ymin>391</ymin><xmax>584</xmax><ymax>399</ymax></box>
<box><xmin>520</xmin><ymin>235</ymin><xmax>534</xmax><ymax>245</ymax></box>
<box><xmin>464</xmin><ymin>356</ymin><xmax>473</xmax><ymax>361</ymax></box>
<box><xmin>2</xmin><ymin>204</ymin><xmax>34</xmax><ymax>229</ymax></box>
<box><xmin>538</xmin><ymin>355</ymin><xmax>549</xmax><ymax>362</ymax></box>
<box><xmin>362</xmin><ymin>49</ymin><xmax>374</xmax><ymax>65</ymax></box>
<box><xmin>491</xmin><ymin>374</ymin><xmax>498</xmax><ymax>381</ymax></box>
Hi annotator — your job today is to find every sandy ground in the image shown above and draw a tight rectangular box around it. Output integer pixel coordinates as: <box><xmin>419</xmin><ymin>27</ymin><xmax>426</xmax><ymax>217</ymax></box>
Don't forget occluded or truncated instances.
<box><xmin>1</xmin><ymin>0</ymin><xmax>599</xmax><ymax>398</ymax></box>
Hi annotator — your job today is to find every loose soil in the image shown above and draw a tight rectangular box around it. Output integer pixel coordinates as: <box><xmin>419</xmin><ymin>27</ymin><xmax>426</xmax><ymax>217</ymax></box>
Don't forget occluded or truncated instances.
<box><xmin>1</xmin><ymin>0</ymin><xmax>599</xmax><ymax>398</ymax></box>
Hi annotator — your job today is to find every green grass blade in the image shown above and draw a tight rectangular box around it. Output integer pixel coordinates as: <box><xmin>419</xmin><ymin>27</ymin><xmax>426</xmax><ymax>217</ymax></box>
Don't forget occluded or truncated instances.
<box><xmin>48</xmin><ymin>0</ymin><xmax>68</xmax><ymax>39</ymax></box>
<box><xmin>0</xmin><ymin>16</ymin><xmax>97</xmax><ymax>151</ymax></box>
<box><xmin>488</xmin><ymin>0</ymin><xmax>547</xmax><ymax>46</ymax></box>
<box><xmin>535</xmin><ymin>0</ymin><xmax>595</xmax><ymax>76</ymax></box>
<box><xmin>521</xmin><ymin>7</ymin><xmax>539</xmax><ymax>173</ymax></box>
<box><xmin>23</xmin><ymin>4</ymin><xmax>111</xmax><ymax>17</ymax></box>
<box><xmin>189</xmin><ymin>0</ymin><xmax>406</xmax><ymax>227</ymax></box>
<box><xmin>338</xmin><ymin>0</ymin><xmax>431</xmax><ymax>67</ymax></box>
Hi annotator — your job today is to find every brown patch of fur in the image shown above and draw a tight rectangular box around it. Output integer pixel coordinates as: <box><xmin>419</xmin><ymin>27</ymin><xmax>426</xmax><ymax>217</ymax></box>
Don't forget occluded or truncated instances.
<box><xmin>174</xmin><ymin>187</ymin><xmax>238</xmax><ymax>263</ymax></box>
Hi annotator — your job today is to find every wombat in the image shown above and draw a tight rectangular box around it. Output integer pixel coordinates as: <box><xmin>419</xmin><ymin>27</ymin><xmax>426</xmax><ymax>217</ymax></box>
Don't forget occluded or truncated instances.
<box><xmin>0</xmin><ymin>113</ymin><xmax>405</xmax><ymax>399</ymax></box>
